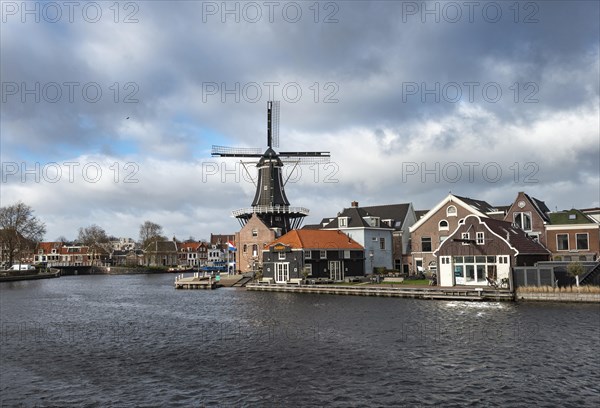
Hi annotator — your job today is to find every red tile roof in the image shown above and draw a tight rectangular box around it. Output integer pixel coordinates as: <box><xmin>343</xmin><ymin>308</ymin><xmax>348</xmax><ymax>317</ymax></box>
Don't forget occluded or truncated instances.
<box><xmin>266</xmin><ymin>229</ymin><xmax>363</xmax><ymax>250</ymax></box>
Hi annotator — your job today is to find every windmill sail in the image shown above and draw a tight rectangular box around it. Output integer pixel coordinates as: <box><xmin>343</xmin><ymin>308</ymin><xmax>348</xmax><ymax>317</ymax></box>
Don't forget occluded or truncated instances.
<box><xmin>211</xmin><ymin>101</ymin><xmax>330</xmax><ymax>234</ymax></box>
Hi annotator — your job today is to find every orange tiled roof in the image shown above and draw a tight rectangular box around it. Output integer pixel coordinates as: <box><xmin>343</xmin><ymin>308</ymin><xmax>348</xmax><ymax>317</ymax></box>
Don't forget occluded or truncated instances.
<box><xmin>38</xmin><ymin>242</ymin><xmax>63</xmax><ymax>253</ymax></box>
<box><xmin>266</xmin><ymin>229</ymin><xmax>363</xmax><ymax>250</ymax></box>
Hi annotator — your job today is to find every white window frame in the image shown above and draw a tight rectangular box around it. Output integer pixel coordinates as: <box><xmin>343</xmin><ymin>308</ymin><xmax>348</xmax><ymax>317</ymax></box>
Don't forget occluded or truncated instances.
<box><xmin>439</xmin><ymin>220</ymin><xmax>449</xmax><ymax>231</ymax></box>
<box><xmin>339</xmin><ymin>217</ymin><xmax>348</xmax><ymax>227</ymax></box>
<box><xmin>575</xmin><ymin>233</ymin><xmax>589</xmax><ymax>250</ymax></box>
<box><xmin>447</xmin><ymin>205</ymin><xmax>457</xmax><ymax>217</ymax></box>
<box><xmin>319</xmin><ymin>250</ymin><xmax>327</xmax><ymax>259</ymax></box>
<box><xmin>274</xmin><ymin>262</ymin><xmax>289</xmax><ymax>283</ymax></box>
<box><xmin>461</xmin><ymin>232</ymin><xmax>470</xmax><ymax>246</ymax></box>
<box><xmin>476</xmin><ymin>232</ymin><xmax>484</xmax><ymax>245</ymax></box>
<box><xmin>278</xmin><ymin>252</ymin><xmax>286</xmax><ymax>260</ymax></box>
<box><xmin>329</xmin><ymin>260</ymin><xmax>343</xmax><ymax>281</ymax></box>
<box><xmin>304</xmin><ymin>250</ymin><xmax>311</xmax><ymax>259</ymax></box>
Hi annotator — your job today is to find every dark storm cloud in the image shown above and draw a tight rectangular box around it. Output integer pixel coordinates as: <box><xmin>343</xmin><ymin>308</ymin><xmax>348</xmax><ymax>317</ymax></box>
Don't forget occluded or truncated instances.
<box><xmin>1</xmin><ymin>0</ymin><xmax>598</xmax><ymax>239</ymax></box>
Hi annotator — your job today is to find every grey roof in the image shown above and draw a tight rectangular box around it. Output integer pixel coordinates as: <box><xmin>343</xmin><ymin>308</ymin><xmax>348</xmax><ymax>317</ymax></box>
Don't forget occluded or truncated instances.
<box><xmin>415</xmin><ymin>210</ymin><xmax>429</xmax><ymax>220</ymax></box>
<box><xmin>453</xmin><ymin>195</ymin><xmax>496</xmax><ymax>213</ymax></box>
<box><xmin>145</xmin><ymin>240</ymin><xmax>178</xmax><ymax>253</ymax></box>
<box><xmin>322</xmin><ymin>203</ymin><xmax>410</xmax><ymax>230</ymax></box>
<box><xmin>524</xmin><ymin>193</ymin><xmax>551</xmax><ymax>222</ymax></box>
<box><xmin>483</xmin><ymin>217</ymin><xmax>550</xmax><ymax>255</ymax></box>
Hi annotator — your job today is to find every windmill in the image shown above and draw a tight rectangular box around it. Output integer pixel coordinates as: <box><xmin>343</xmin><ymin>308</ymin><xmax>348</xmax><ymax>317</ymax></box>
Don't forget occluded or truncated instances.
<box><xmin>211</xmin><ymin>101</ymin><xmax>330</xmax><ymax>234</ymax></box>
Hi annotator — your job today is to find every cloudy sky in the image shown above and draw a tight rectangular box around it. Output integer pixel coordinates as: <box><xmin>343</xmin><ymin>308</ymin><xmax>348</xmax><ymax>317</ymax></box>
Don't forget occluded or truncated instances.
<box><xmin>1</xmin><ymin>0</ymin><xmax>599</xmax><ymax>241</ymax></box>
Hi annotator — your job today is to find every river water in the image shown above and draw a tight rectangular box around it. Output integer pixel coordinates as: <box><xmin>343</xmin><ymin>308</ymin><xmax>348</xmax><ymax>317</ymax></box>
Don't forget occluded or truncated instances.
<box><xmin>1</xmin><ymin>274</ymin><xmax>598</xmax><ymax>407</ymax></box>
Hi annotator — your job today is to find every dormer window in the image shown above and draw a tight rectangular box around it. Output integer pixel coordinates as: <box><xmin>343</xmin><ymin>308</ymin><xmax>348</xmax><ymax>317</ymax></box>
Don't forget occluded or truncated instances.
<box><xmin>447</xmin><ymin>206</ymin><xmax>457</xmax><ymax>217</ymax></box>
<box><xmin>339</xmin><ymin>217</ymin><xmax>348</xmax><ymax>228</ymax></box>
<box><xmin>439</xmin><ymin>220</ymin><xmax>449</xmax><ymax>231</ymax></box>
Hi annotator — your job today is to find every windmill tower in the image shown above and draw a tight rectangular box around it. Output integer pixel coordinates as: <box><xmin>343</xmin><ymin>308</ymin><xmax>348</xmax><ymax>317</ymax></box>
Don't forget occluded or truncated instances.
<box><xmin>211</xmin><ymin>101</ymin><xmax>330</xmax><ymax>235</ymax></box>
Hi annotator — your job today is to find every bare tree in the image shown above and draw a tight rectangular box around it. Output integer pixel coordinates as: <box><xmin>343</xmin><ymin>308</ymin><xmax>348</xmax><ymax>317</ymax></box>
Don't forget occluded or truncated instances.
<box><xmin>0</xmin><ymin>202</ymin><xmax>46</xmax><ymax>267</ymax></box>
<box><xmin>78</xmin><ymin>224</ymin><xmax>111</xmax><ymax>265</ymax></box>
<box><xmin>139</xmin><ymin>221</ymin><xmax>164</xmax><ymax>248</ymax></box>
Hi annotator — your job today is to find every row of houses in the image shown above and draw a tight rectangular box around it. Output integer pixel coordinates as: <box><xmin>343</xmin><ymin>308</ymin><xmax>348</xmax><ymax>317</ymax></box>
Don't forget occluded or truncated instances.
<box><xmin>235</xmin><ymin>192</ymin><xmax>599</xmax><ymax>285</ymax></box>
<box><xmin>12</xmin><ymin>233</ymin><xmax>237</xmax><ymax>270</ymax></box>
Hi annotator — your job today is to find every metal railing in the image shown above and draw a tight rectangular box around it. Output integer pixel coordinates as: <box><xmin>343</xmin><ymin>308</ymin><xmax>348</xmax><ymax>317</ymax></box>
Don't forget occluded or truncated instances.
<box><xmin>232</xmin><ymin>206</ymin><xmax>309</xmax><ymax>217</ymax></box>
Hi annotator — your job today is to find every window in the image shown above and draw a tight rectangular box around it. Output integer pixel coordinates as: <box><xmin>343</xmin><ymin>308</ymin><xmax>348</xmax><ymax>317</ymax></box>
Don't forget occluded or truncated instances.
<box><xmin>461</xmin><ymin>232</ymin><xmax>470</xmax><ymax>245</ymax></box>
<box><xmin>344</xmin><ymin>250</ymin><xmax>350</xmax><ymax>259</ymax></box>
<box><xmin>439</xmin><ymin>220</ymin><xmax>449</xmax><ymax>231</ymax></box>
<box><xmin>440</xmin><ymin>236</ymin><xmax>448</xmax><ymax>244</ymax></box>
<box><xmin>243</xmin><ymin>244</ymin><xmax>247</xmax><ymax>253</ymax></box>
<box><xmin>339</xmin><ymin>217</ymin><xmax>348</xmax><ymax>227</ymax></box>
<box><xmin>447</xmin><ymin>205</ymin><xmax>457</xmax><ymax>216</ymax></box>
<box><xmin>380</xmin><ymin>237</ymin><xmax>386</xmax><ymax>250</ymax></box>
<box><xmin>304</xmin><ymin>250</ymin><xmax>311</xmax><ymax>259</ymax></box>
<box><xmin>421</xmin><ymin>237</ymin><xmax>432</xmax><ymax>252</ymax></box>
<box><xmin>576</xmin><ymin>233</ymin><xmax>589</xmax><ymax>250</ymax></box>
<box><xmin>320</xmin><ymin>250</ymin><xmax>327</xmax><ymax>259</ymax></box>
<box><xmin>252</xmin><ymin>229</ymin><xmax>258</xmax><ymax>237</ymax></box>
<box><xmin>304</xmin><ymin>263</ymin><xmax>312</xmax><ymax>276</ymax></box>
<box><xmin>557</xmin><ymin>234</ymin><xmax>569</xmax><ymax>251</ymax></box>
<box><xmin>476</xmin><ymin>232</ymin><xmax>485</xmax><ymax>245</ymax></box>
<box><xmin>252</xmin><ymin>244</ymin><xmax>258</xmax><ymax>257</ymax></box>
<box><xmin>278</xmin><ymin>252</ymin><xmax>286</xmax><ymax>260</ymax></box>
<box><xmin>513</xmin><ymin>212</ymin><xmax>532</xmax><ymax>231</ymax></box>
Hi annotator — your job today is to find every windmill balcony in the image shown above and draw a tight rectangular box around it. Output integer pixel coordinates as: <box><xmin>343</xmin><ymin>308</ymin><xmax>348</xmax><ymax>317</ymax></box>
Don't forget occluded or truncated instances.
<box><xmin>232</xmin><ymin>206</ymin><xmax>309</xmax><ymax>217</ymax></box>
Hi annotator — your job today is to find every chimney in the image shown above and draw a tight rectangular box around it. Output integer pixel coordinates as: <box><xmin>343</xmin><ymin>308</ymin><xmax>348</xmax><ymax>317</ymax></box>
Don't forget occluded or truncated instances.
<box><xmin>351</xmin><ymin>201</ymin><xmax>359</xmax><ymax>208</ymax></box>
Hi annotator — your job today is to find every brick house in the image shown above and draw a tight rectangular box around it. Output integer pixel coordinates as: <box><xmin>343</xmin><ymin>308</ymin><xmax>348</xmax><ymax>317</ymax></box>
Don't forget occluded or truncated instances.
<box><xmin>262</xmin><ymin>229</ymin><xmax>364</xmax><ymax>282</ymax></box>
<box><xmin>545</xmin><ymin>209</ymin><xmax>599</xmax><ymax>261</ymax></box>
<box><xmin>235</xmin><ymin>214</ymin><xmax>276</xmax><ymax>274</ymax></box>
<box><xmin>409</xmin><ymin>194</ymin><xmax>505</xmax><ymax>275</ymax></box>
<box><xmin>33</xmin><ymin>242</ymin><xmax>64</xmax><ymax>266</ymax></box>
<box><xmin>143</xmin><ymin>240</ymin><xmax>178</xmax><ymax>267</ymax></box>
<box><xmin>435</xmin><ymin>215</ymin><xmax>550</xmax><ymax>286</ymax></box>
<box><xmin>504</xmin><ymin>191</ymin><xmax>551</xmax><ymax>245</ymax></box>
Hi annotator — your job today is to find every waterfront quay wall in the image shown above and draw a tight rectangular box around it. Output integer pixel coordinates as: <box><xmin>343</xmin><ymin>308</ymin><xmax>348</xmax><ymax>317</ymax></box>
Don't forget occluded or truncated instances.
<box><xmin>56</xmin><ymin>266</ymin><xmax>166</xmax><ymax>275</ymax></box>
<box><xmin>516</xmin><ymin>291</ymin><xmax>600</xmax><ymax>303</ymax></box>
<box><xmin>246</xmin><ymin>284</ymin><xmax>514</xmax><ymax>301</ymax></box>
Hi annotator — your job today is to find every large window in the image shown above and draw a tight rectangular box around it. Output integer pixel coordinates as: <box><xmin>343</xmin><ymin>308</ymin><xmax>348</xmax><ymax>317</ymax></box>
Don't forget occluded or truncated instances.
<box><xmin>453</xmin><ymin>255</ymin><xmax>497</xmax><ymax>284</ymax></box>
<box><xmin>513</xmin><ymin>212</ymin><xmax>532</xmax><ymax>231</ymax></box>
<box><xmin>576</xmin><ymin>233</ymin><xmax>589</xmax><ymax>250</ymax></box>
<box><xmin>421</xmin><ymin>237</ymin><xmax>432</xmax><ymax>252</ymax></box>
<box><xmin>557</xmin><ymin>234</ymin><xmax>569</xmax><ymax>251</ymax></box>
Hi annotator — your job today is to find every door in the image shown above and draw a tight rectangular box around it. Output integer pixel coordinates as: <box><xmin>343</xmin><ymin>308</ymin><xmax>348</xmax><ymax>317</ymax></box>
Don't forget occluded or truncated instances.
<box><xmin>329</xmin><ymin>261</ymin><xmax>343</xmax><ymax>281</ymax></box>
<box><xmin>274</xmin><ymin>262</ymin><xmax>289</xmax><ymax>283</ymax></box>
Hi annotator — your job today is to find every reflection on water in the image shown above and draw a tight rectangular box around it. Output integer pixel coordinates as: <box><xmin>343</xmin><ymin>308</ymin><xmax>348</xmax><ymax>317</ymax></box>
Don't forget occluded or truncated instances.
<box><xmin>1</xmin><ymin>274</ymin><xmax>599</xmax><ymax>407</ymax></box>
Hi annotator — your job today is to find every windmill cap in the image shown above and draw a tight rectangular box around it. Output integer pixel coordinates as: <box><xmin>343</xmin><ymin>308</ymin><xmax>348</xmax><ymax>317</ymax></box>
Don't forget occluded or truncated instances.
<box><xmin>258</xmin><ymin>147</ymin><xmax>283</xmax><ymax>166</ymax></box>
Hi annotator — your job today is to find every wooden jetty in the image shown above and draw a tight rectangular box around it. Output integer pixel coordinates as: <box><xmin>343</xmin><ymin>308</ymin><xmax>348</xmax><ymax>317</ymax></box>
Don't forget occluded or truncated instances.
<box><xmin>246</xmin><ymin>283</ymin><xmax>514</xmax><ymax>301</ymax></box>
<box><xmin>174</xmin><ymin>273</ymin><xmax>217</xmax><ymax>290</ymax></box>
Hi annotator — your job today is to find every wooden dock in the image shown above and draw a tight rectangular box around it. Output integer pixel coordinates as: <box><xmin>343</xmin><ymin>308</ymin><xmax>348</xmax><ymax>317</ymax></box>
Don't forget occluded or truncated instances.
<box><xmin>174</xmin><ymin>273</ymin><xmax>217</xmax><ymax>290</ymax></box>
<box><xmin>246</xmin><ymin>283</ymin><xmax>514</xmax><ymax>301</ymax></box>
